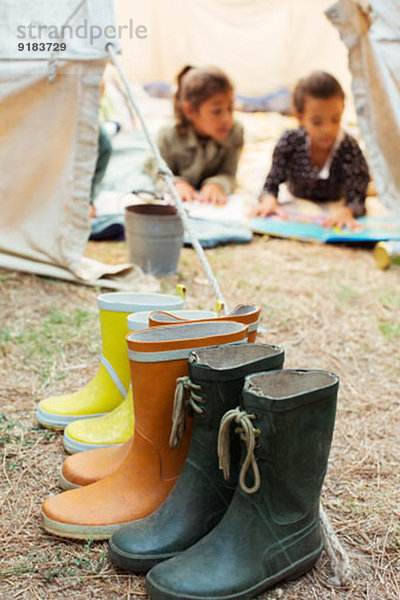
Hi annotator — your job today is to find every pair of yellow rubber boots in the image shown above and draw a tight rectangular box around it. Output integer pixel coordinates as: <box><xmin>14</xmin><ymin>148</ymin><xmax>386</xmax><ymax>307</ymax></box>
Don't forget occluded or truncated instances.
<box><xmin>36</xmin><ymin>292</ymin><xmax>186</xmax><ymax>452</ymax></box>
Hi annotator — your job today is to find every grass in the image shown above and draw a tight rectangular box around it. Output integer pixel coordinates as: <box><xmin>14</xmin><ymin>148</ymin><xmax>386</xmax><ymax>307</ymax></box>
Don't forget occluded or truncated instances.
<box><xmin>13</xmin><ymin>308</ymin><xmax>95</xmax><ymax>353</ymax></box>
<box><xmin>0</xmin><ymin>540</ymin><xmax>107</xmax><ymax>585</ymax></box>
<box><xmin>1</xmin><ymin>308</ymin><xmax>98</xmax><ymax>389</ymax></box>
<box><xmin>43</xmin><ymin>540</ymin><xmax>107</xmax><ymax>584</ymax></box>
<box><xmin>0</xmin><ymin>237</ymin><xmax>399</xmax><ymax>600</ymax></box>
<box><xmin>379</xmin><ymin>320</ymin><xmax>400</xmax><ymax>340</ymax></box>
<box><xmin>378</xmin><ymin>292</ymin><xmax>400</xmax><ymax>309</ymax></box>
<box><xmin>335</xmin><ymin>283</ymin><xmax>362</xmax><ymax>303</ymax></box>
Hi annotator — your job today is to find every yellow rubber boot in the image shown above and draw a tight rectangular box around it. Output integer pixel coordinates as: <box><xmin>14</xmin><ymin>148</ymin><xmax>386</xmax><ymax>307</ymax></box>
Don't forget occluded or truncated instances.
<box><xmin>37</xmin><ymin>293</ymin><xmax>184</xmax><ymax>430</ymax></box>
<box><xmin>62</xmin><ymin>310</ymin><xmax>215</xmax><ymax>453</ymax></box>
<box><xmin>63</xmin><ymin>388</ymin><xmax>134</xmax><ymax>454</ymax></box>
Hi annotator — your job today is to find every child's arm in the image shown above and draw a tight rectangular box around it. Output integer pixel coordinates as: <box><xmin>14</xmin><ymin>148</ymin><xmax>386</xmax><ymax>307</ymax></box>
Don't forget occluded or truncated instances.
<box><xmin>342</xmin><ymin>137</ymin><xmax>369</xmax><ymax>218</ymax></box>
<box><xmin>325</xmin><ymin>137</ymin><xmax>369</xmax><ymax>230</ymax></box>
<box><xmin>175</xmin><ymin>180</ymin><xmax>199</xmax><ymax>202</ymax></box>
<box><xmin>143</xmin><ymin>127</ymin><xmax>179</xmax><ymax>180</ymax></box>
<box><xmin>142</xmin><ymin>126</ymin><xmax>199</xmax><ymax>201</ymax></box>
<box><xmin>324</xmin><ymin>205</ymin><xmax>360</xmax><ymax>230</ymax></box>
<box><xmin>200</xmin><ymin>182</ymin><xmax>226</xmax><ymax>205</ymax></box>
<box><xmin>200</xmin><ymin>122</ymin><xmax>244</xmax><ymax>203</ymax></box>
<box><xmin>252</xmin><ymin>194</ymin><xmax>289</xmax><ymax>219</ymax></box>
<box><xmin>251</xmin><ymin>132</ymin><xmax>291</xmax><ymax>218</ymax></box>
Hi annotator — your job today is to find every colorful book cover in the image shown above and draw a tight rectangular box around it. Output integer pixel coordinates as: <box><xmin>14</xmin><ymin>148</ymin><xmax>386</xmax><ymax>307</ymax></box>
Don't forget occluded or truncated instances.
<box><xmin>249</xmin><ymin>216</ymin><xmax>400</xmax><ymax>244</ymax></box>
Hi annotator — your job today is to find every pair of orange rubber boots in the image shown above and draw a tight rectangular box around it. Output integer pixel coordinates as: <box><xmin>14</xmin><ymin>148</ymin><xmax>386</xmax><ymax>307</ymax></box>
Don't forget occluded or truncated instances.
<box><xmin>41</xmin><ymin>301</ymin><xmax>261</xmax><ymax>539</ymax></box>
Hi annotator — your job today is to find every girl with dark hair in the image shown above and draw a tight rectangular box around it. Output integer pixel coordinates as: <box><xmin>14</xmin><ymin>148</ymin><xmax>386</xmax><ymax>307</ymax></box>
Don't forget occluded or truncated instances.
<box><xmin>145</xmin><ymin>65</ymin><xmax>244</xmax><ymax>205</ymax></box>
<box><xmin>253</xmin><ymin>71</ymin><xmax>369</xmax><ymax>229</ymax></box>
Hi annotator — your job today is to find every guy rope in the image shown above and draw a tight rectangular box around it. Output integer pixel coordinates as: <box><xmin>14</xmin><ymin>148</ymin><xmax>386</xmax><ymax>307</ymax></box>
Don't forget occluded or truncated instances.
<box><xmin>107</xmin><ymin>43</ymin><xmax>228</xmax><ymax>314</ymax></box>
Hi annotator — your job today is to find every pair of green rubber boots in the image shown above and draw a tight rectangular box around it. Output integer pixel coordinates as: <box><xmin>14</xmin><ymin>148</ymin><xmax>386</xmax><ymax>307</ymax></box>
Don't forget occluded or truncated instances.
<box><xmin>108</xmin><ymin>342</ymin><xmax>339</xmax><ymax>600</ymax></box>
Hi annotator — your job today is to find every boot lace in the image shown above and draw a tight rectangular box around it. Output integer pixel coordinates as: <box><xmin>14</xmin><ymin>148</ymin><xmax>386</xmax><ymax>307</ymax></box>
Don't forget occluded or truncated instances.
<box><xmin>170</xmin><ymin>376</ymin><xmax>204</xmax><ymax>448</ymax></box>
<box><xmin>218</xmin><ymin>407</ymin><xmax>261</xmax><ymax>494</ymax></box>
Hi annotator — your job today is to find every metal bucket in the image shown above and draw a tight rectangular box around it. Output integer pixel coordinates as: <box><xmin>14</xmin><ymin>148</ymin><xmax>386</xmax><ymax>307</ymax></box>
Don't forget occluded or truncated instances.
<box><xmin>125</xmin><ymin>204</ymin><xmax>184</xmax><ymax>275</ymax></box>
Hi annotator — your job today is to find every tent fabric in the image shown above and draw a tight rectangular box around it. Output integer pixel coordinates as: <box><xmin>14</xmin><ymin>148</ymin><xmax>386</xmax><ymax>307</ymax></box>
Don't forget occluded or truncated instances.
<box><xmin>0</xmin><ymin>56</ymin><xmax>145</xmax><ymax>288</ymax></box>
<box><xmin>0</xmin><ymin>252</ymin><xmax>159</xmax><ymax>292</ymax></box>
<box><xmin>327</xmin><ymin>0</ymin><xmax>400</xmax><ymax>217</ymax></box>
<box><xmin>115</xmin><ymin>0</ymin><xmax>354</xmax><ymax>100</ymax></box>
<box><xmin>0</xmin><ymin>59</ymin><xmax>104</xmax><ymax>275</ymax></box>
<box><xmin>0</xmin><ymin>1</ymin><xmax>148</xmax><ymax>288</ymax></box>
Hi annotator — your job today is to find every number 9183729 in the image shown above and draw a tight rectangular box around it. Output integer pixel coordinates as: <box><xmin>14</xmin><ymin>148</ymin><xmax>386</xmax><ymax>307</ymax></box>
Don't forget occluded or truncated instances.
<box><xmin>18</xmin><ymin>42</ymin><xmax>67</xmax><ymax>52</ymax></box>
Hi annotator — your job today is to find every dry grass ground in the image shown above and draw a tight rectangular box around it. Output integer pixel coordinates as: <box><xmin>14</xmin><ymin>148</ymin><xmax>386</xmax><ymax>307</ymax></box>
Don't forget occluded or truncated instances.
<box><xmin>0</xmin><ymin>237</ymin><xmax>399</xmax><ymax>600</ymax></box>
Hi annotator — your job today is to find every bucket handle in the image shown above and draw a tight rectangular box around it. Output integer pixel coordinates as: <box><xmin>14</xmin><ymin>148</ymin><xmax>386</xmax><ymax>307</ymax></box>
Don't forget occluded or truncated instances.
<box><xmin>131</xmin><ymin>189</ymin><xmax>165</xmax><ymax>203</ymax></box>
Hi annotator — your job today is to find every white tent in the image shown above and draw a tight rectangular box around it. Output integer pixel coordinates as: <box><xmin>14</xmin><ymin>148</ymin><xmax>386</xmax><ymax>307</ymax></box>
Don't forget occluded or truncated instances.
<box><xmin>114</xmin><ymin>0</ymin><xmax>354</xmax><ymax>99</ymax></box>
<box><xmin>0</xmin><ymin>0</ymin><xmax>141</xmax><ymax>287</ymax></box>
<box><xmin>0</xmin><ymin>0</ymin><xmax>399</xmax><ymax>284</ymax></box>
<box><xmin>327</xmin><ymin>0</ymin><xmax>400</xmax><ymax>218</ymax></box>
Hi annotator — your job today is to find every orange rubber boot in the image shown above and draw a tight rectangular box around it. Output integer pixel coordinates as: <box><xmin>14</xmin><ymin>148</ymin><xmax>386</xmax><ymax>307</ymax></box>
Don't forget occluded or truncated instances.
<box><xmin>149</xmin><ymin>303</ymin><xmax>261</xmax><ymax>342</ymax></box>
<box><xmin>42</xmin><ymin>321</ymin><xmax>247</xmax><ymax>539</ymax></box>
<box><xmin>59</xmin><ymin>439</ymin><xmax>133</xmax><ymax>489</ymax></box>
<box><xmin>59</xmin><ymin>304</ymin><xmax>260</xmax><ymax>490</ymax></box>
<box><xmin>58</xmin><ymin>313</ymin><xmax>214</xmax><ymax>490</ymax></box>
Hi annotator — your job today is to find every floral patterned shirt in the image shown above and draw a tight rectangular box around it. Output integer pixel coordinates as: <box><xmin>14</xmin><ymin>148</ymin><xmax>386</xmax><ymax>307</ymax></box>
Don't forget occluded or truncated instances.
<box><xmin>262</xmin><ymin>128</ymin><xmax>369</xmax><ymax>217</ymax></box>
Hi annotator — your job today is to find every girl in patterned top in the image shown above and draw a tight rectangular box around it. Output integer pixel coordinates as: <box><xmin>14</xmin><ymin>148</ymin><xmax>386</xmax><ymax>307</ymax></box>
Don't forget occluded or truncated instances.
<box><xmin>253</xmin><ymin>71</ymin><xmax>369</xmax><ymax>229</ymax></box>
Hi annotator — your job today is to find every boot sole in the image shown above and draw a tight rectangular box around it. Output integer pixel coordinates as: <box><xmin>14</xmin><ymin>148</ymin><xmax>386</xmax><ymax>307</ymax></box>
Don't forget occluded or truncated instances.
<box><xmin>57</xmin><ymin>467</ymin><xmax>81</xmax><ymax>490</ymax></box>
<box><xmin>41</xmin><ymin>510</ymin><xmax>123</xmax><ymax>540</ymax></box>
<box><xmin>36</xmin><ymin>406</ymin><xmax>108</xmax><ymax>430</ymax></box>
<box><xmin>146</xmin><ymin>545</ymin><xmax>322</xmax><ymax>600</ymax></box>
<box><xmin>63</xmin><ymin>430</ymin><xmax>124</xmax><ymax>454</ymax></box>
<box><xmin>109</xmin><ymin>538</ymin><xmax>176</xmax><ymax>572</ymax></box>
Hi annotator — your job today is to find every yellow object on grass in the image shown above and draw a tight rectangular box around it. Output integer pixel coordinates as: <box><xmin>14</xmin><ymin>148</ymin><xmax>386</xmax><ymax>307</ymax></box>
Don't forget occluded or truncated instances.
<box><xmin>36</xmin><ymin>299</ymin><xmax>132</xmax><ymax>430</ymax></box>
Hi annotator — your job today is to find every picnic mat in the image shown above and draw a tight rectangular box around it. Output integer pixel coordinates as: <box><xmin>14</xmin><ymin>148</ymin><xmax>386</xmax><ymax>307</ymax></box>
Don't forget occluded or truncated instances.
<box><xmin>92</xmin><ymin>192</ymin><xmax>252</xmax><ymax>248</ymax></box>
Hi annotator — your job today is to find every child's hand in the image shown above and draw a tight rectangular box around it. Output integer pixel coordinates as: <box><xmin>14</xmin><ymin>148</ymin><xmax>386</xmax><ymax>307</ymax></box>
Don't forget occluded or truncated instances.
<box><xmin>175</xmin><ymin>180</ymin><xmax>199</xmax><ymax>203</ymax></box>
<box><xmin>200</xmin><ymin>183</ymin><xmax>227</xmax><ymax>205</ymax></box>
<box><xmin>88</xmin><ymin>204</ymin><xmax>96</xmax><ymax>218</ymax></box>
<box><xmin>324</xmin><ymin>206</ymin><xmax>361</xmax><ymax>231</ymax></box>
<box><xmin>251</xmin><ymin>194</ymin><xmax>288</xmax><ymax>219</ymax></box>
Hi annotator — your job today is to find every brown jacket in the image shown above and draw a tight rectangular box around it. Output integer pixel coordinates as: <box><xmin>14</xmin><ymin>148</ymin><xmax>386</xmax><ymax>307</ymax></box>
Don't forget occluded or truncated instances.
<box><xmin>144</xmin><ymin>121</ymin><xmax>244</xmax><ymax>194</ymax></box>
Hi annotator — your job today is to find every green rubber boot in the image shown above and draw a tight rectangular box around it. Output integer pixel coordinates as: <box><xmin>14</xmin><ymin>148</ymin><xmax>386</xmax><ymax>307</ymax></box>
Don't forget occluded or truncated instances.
<box><xmin>108</xmin><ymin>343</ymin><xmax>284</xmax><ymax>572</ymax></box>
<box><xmin>146</xmin><ymin>369</ymin><xmax>339</xmax><ymax>600</ymax></box>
